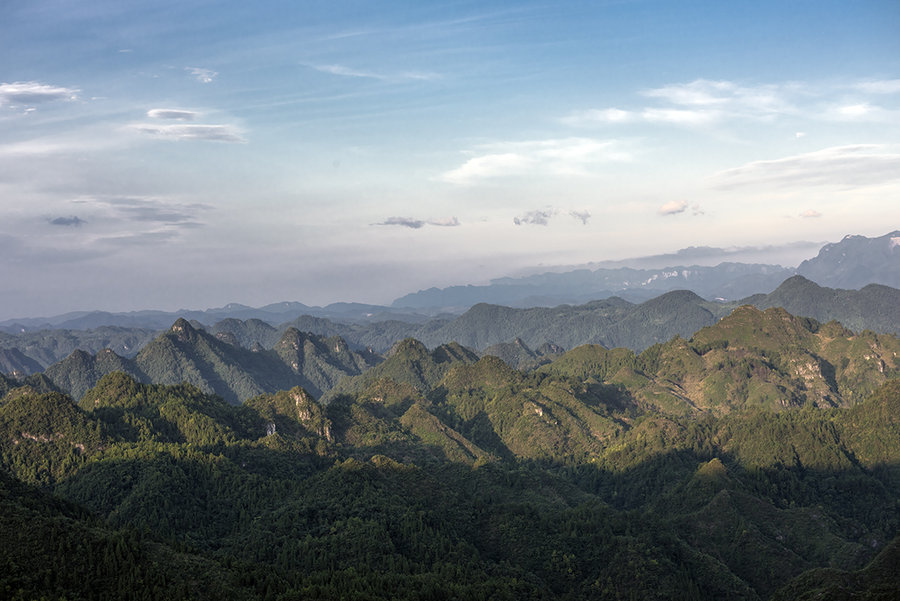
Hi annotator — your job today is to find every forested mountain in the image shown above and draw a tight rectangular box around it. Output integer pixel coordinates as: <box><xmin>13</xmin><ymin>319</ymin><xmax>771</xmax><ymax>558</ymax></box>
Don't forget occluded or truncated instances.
<box><xmin>744</xmin><ymin>275</ymin><xmax>900</xmax><ymax>335</ymax></box>
<box><xmin>3</xmin><ymin>273</ymin><xmax>900</xmax><ymax>377</ymax></box>
<box><xmin>0</xmin><ymin>348</ymin><xmax>43</xmax><ymax>376</ymax></box>
<box><xmin>392</xmin><ymin>262</ymin><xmax>793</xmax><ymax>309</ymax></box>
<box><xmin>796</xmin><ymin>230</ymin><xmax>900</xmax><ymax>289</ymax></box>
<box><xmin>40</xmin><ymin>319</ymin><xmax>381</xmax><ymax>403</ymax></box>
<box><xmin>1</xmin><ymin>306</ymin><xmax>898</xmax><ymax>599</ymax></box>
<box><xmin>0</xmin><ymin>325</ymin><xmax>157</xmax><ymax>368</ymax></box>
<box><xmin>390</xmin><ymin>231</ymin><xmax>900</xmax><ymax>310</ymax></box>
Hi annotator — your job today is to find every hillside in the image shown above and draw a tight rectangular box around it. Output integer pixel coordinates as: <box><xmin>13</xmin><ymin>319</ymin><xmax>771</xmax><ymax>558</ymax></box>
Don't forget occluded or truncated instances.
<box><xmin>796</xmin><ymin>230</ymin><xmax>900</xmax><ymax>289</ymax></box>
<box><xmin>744</xmin><ymin>275</ymin><xmax>900</xmax><ymax>335</ymax></box>
<box><xmin>2</xmin><ymin>329</ymin><xmax>898</xmax><ymax>599</ymax></box>
<box><xmin>38</xmin><ymin>319</ymin><xmax>381</xmax><ymax>403</ymax></box>
<box><xmin>4</xmin><ymin>274</ymin><xmax>900</xmax><ymax>376</ymax></box>
<box><xmin>390</xmin><ymin>231</ymin><xmax>900</xmax><ymax>310</ymax></box>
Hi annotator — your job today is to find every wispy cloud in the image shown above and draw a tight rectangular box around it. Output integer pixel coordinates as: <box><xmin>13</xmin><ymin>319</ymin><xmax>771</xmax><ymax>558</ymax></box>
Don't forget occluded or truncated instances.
<box><xmin>440</xmin><ymin>138</ymin><xmax>630</xmax><ymax>185</ymax></box>
<box><xmin>186</xmin><ymin>67</ymin><xmax>217</xmax><ymax>83</ymax></box>
<box><xmin>48</xmin><ymin>216</ymin><xmax>86</xmax><ymax>227</ymax></box>
<box><xmin>0</xmin><ymin>81</ymin><xmax>78</xmax><ymax>107</ymax></box>
<box><xmin>129</xmin><ymin>123</ymin><xmax>245</xmax><ymax>142</ymax></box>
<box><xmin>374</xmin><ymin>216</ymin><xmax>460</xmax><ymax>228</ymax></box>
<box><xmin>710</xmin><ymin>145</ymin><xmax>900</xmax><ymax>190</ymax></box>
<box><xmin>658</xmin><ymin>200</ymin><xmax>688</xmax><ymax>215</ymax></box>
<box><xmin>441</xmin><ymin>153</ymin><xmax>534</xmax><ymax>185</ymax></box>
<box><xmin>564</xmin><ymin>78</ymin><xmax>900</xmax><ymax>130</ymax></box>
<box><xmin>854</xmin><ymin>79</ymin><xmax>900</xmax><ymax>94</ymax></box>
<box><xmin>74</xmin><ymin>196</ymin><xmax>212</xmax><ymax>226</ymax></box>
<box><xmin>311</xmin><ymin>64</ymin><xmax>439</xmax><ymax>82</ymax></box>
<box><xmin>800</xmin><ymin>209</ymin><xmax>822</xmax><ymax>218</ymax></box>
<box><xmin>147</xmin><ymin>108</ymin><xmax>198</xmax><ymax>121</ymax></box>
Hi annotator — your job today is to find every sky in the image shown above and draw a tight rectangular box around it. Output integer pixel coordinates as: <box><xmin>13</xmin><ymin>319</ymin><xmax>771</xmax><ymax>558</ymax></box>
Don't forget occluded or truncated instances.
<box><xmin>1</xmin><ymin>0</ymin><xmax>899</xmax><ymax>319</ymax></box>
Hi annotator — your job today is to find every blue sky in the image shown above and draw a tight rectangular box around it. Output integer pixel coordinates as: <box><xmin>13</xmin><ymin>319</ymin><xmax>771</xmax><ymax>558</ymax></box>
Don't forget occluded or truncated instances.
<box><xmin>1</xmin><ymin>0</ymin><xmax>899</xmax><ymax>318</ymax></box>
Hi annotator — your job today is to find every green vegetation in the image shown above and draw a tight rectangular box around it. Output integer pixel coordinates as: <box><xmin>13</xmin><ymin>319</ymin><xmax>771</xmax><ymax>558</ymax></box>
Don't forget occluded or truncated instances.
<box><xmin>1</xmin><ymin>305</ymin><xmax>899</xmax><ymax>599</ymax></box>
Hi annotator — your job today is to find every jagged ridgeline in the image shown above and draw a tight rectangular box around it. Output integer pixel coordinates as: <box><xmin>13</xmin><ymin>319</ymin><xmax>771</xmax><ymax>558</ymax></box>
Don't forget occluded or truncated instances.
<box><xmin>42</xmin><ymin>318</ymin><xmax>381</xmax><ymax>403</ymax></box>
<box><xmin>4</xmin><ymin>276</ymin><xmax>898</xmax><ymax>379</ymax></box>
<box><xmin>2</xmin><ymin>305</ymin><xmax>899</xmax><ymax>599</ymax></box>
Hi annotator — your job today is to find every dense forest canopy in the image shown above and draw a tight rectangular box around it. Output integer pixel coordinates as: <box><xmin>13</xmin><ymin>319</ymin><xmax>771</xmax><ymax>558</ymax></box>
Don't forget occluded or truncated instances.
<box><xmin>1</xmin><ymin>304</ymin><xmax>898</xmax><ymax>600</ymax></box>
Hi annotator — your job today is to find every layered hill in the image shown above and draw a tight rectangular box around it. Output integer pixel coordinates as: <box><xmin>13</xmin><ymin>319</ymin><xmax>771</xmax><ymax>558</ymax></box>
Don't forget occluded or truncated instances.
<box><xmin>4</xmin><ymin>346</ymin><xmax>898</xmax><ymax>599</ymax></box>
<box><xmin>191</xmin><ymin>278</ymin><xmax>900</xmax><ymax>355</ymax></box>
<box><xmin>40</xmin><ymin>319</ymin><xmax>381</xmax><ymax>403</ymax></box>
<box><xmin>3</xmin><ymin>275</ymin><xmax>900</xmax><ymax>376</ymax></box>
<box><xmin>391</xmin><ymin>230</ymin><xmax>899</xmax><ymax>310</ymax></box>
<box><xmin>743</xmin><ymin>275</ymin><xmax>900</xmax><ymax>335</ymax></box>
<box><xmin>796</xmin><ymin>230</ymin><xmax>900</xmax><ymax>289</ymax></box>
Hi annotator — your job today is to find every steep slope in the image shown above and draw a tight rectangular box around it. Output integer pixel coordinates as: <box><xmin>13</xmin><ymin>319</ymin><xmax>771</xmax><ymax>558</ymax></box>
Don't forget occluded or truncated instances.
<box><xmin>323</xmin><ymin>338</ymin><xmax>479</xmax><ymax>402</ymax></box>
<box><xmin>0</xmin><ymin>347</ymin><xmax>43</xmax><ymax>376</ymax></box>
<box><xmin>797</xmin><ymin>230</ymin><xmax>900</xmax><ymax>289</ymax></box>
<box><xmin>272</xmin><ymin>328</ymin><xmax>381</xmax><ymax>397</ymax></box>
<box><xmin>208</xmin><ymin>317</ymin><xmax>281</xmax><ymax>348</ymax></box>
<box><xmin>392</xmin><ymin>262</ymin><xmax>793</xmax><ymax>308</ymax></box>
<box><xmin>481</xmin><ymin>338</ymin><xmax>564</xmax><ymax>369</ymax></box>
<box><xmin>134</xmin><ymin>319</ymin><xmax>379</xmax><ymax>403</ymax></box>
<box><xmin>44</xmin><ymin>348</ymin><xmax>145</xmax><ymax>400</ymax></box>
<box><xmin>414</xmin><ymin>292</ymin><xmax>729</xmax><ymax>352</ymax></box>
<box><xmin>0</xmin><ymin>325</ymin><xmax>157</xmax><ymax>367</ymax></box>
<box><xmin>639</xmin><ymin>306</ymin><xmax>900</xmax><ymax>413</ymax></box>
<box><xmin>744</xmin><ymin>275</ymin><xmax>900</xmax><ymax>334</ymax></box>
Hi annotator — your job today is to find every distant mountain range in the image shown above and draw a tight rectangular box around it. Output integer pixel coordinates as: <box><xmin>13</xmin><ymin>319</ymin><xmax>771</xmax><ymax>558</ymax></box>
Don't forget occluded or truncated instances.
<box><xmin>1</xmin><ymin>274</ymin><xmax>895</xmax><ymax>378</ymax></box>
<box><xmin>43</xmin><ymin>319</ymin><xmax>380</xmax><ymax>403</ymax></box>
<box><xmin>1</xmin><ymin>230</ymin><xmax>896</xmax><ymax>333</ymax></box>
<box><xmin>3</xmin><ymin>276</ymin><xmax>894</xmax><ymax>405</ymax></box>
<box><xmin>393</xmin><ymin>230</ymin><xmax>900</xmax><ymax>309</ymax></box>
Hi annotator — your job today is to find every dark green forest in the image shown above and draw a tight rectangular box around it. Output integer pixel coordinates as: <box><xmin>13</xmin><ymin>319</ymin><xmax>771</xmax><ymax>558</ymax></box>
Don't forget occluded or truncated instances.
<box><xmin>1</xmin><ymin>305</ymin><xmax>899</xmax><ymax>600</ymax></box>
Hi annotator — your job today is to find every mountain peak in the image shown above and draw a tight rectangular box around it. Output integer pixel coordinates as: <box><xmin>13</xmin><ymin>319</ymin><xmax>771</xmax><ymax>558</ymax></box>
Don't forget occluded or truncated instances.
<box><xmin>170</xmin><ymin>318</ymin><xmax>194</xmax><ymax>333</ymax></box>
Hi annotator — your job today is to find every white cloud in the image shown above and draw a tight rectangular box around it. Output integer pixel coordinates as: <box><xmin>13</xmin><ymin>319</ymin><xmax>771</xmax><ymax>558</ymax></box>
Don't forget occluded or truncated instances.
<box><xmin>822</xmin><ymin>102</ymin><xmax>899</xmax><ymax>122</ymax></box>
<box><xmin>641</xmin><ymin>107</ymin><xmax>720</xmax><ymax>126</ymax></box>
<box><xmin>710</xmin><ymin>145</ymin><xmax>900</xmax><ymax>189</ymax></box>
<box><xmin>643</xmin><ymin>80</ymin><xmax>737</xmax><ymax>106</ymax></box>
<box><xmin>147</xmin><ymin>108</ymin><xmax>198</xmax><ymax>121</ymax></box>
<box><xmin>567</xmin><ymin>78</ymin><xmax>900</xmax><ymax>134</ymax></box>
<box><xmin>315</xmin><ymin>64</ymin><xmax>380</xmax><ymax>79</ymax></box>
<box><xmin>186</xmin><ymin>67</ymin><xmax>217</xmax><ymax>83</ymax></box>
<box><xmin>563</xmin><ymin>78</ymin><xmax>816</xmax><ymax>131</ymax></box>
<box><xmin>311</xmin><ymin>64</ymin><xmax>439</xmax><ymax>82</ymax></box>
<box><xmin>129</xmin><ymin>123</ymin><xmax>245</xmax><ymax>142</ymax></box>
<box><xmin>643</xmin><ymin>79</ymin><xmax>790</xmax><ymax>115</ymax></box>
<box><xmin>854</xmin><ymin>79</ymin><xmax>900</xmax><ymax>94</ymax></box>
<box><xmin>440</xmin><ymin>152</ymin><xmax>535</xmax><ymax>184</ymax></box>
<box><xmin>561</xmin><ymin>108</ymin><xmax>634</xmax><ymax>125</ymax></box>
<box><xmin>658</xmin><ymin>200</ymin><xmax>688</xmax><ymax>215</ymax></box>
<box><xmin>0</xmin><ymin>81</ymin><xmax>78</xmax><ymax>106</ymax></box>
<box><xmin>839</xmin><ymin>103</ymin><xmax>872</xmax><ymax>117</ymax></box>
<box><xmin>440</xmin><ymin>138</ymin><xmax>629</xmax><ymax>185</ymax></box>
<box><xmin>800</xmin><ymin>209</ymin><xmax>821</xmax><ymax>218</ymax></box>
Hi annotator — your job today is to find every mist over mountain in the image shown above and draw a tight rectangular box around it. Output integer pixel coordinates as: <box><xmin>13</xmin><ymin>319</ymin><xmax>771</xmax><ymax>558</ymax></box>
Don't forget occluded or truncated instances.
<box><xmin>392</xmin><ymin>231</ymin><xmax>899</xmax><ymax>311</ymax></box>
<box><xmin>795</xmin><ymin>230</ymin><xmax>900</xmax><ymax>289</ymax></box>
<box><xmin>4</xmin><ymin>275</ymin><xmax>900</xmax><ymax>382</ymax></box>
<box><xmin>2</xmin><ymin>232</ymin><xmax>896</xmax><ymax>337</ymax></box>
